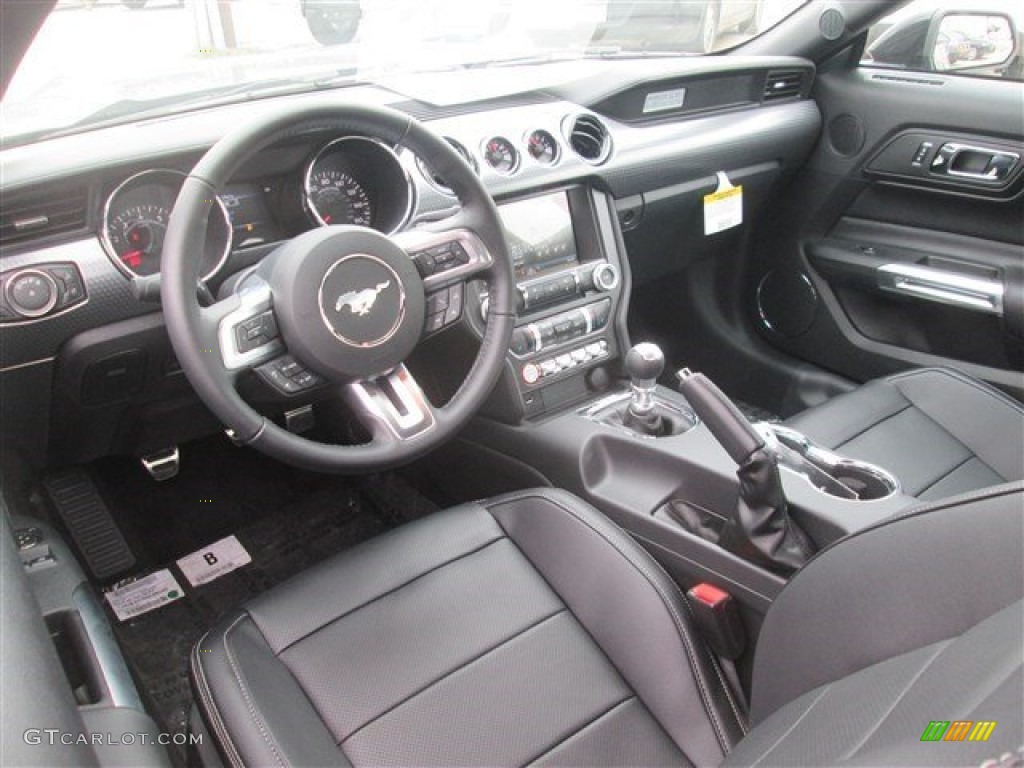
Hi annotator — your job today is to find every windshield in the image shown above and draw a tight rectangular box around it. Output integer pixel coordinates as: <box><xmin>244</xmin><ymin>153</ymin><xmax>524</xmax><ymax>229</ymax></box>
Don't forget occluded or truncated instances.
<box><xmin>3</xmin><ymin>0</ymin><xmax>807</xmax><ymax>146</ymax></box>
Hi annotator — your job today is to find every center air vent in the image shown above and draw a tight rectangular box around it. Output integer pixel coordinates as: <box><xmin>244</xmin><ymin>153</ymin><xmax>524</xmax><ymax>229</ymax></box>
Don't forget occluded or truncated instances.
<box><xmin>0</xmin><ymin>187</ymin><xmax>89</xmax><ymax>249</ymax></box>
<box><xmin>763</xmin><ymin>70</ymin><xmax>806</xmax><ymax>102</ymax></box>
<box><xmin>566</xmin><ymin>114</ymin><xmax>612</xmax><ymax>165</ymax></box>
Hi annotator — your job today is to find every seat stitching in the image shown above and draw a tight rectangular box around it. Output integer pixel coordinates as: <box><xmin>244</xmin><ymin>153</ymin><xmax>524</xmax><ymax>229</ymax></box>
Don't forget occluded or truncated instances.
<box><xmin>486</xmin><ymin>489</ymin><xmax>734</xmax><ymax>754</ymax></box>
<box><xmin>521</xmin><ymin>695</ymin><xmax>639</xmax><ymax>767</ymax></box>
<box><xmin>832</xmin><ymin>403</ymin><xmax>913</xmax><ymax>451</ymax></box>
<box><xmin>841</xmin><ymin>639</ymin><xmax>952</xmax><ymax>760</ymax></box>
<box><xmin>190</xmin><ymin>631</ymin><xmax>247</xmax><ymax>768</ymax></box>
<box><xmin>893</xmin><ymin>379</ymin><xmax>1012</xmax><ymax>484</ymax></box>
<box><xmin>749</xmin><ymin>684</ymin><xmax>832</xmax><ymax>767</ymax></box>
<box><xmin>275</xmin><ymin>532</ymin><xmax>504</xmax><ymax>655</ymax></box>
<box><xmin>914</xmin><ymin>454</ymin><xmax>977</xmax><ymax>498</ymax></box>
<box><xmin>337</xmin><ymin>608</ymin><xmax>567</xmax><ymax>746</ymax></box>
<box><xmin>222</xmin><ymin>614</ymin><xmax>287</xmax><ymax>768</ymax></box>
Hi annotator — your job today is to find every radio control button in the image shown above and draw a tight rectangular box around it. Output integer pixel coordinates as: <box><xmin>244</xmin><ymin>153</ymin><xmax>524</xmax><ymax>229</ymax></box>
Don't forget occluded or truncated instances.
<box><xmin>522</xmin><ymin>363</ymin><xmax>540</xmax><ymax>385</ymax></box>
<box><xmin>571</xmin><ymin>349</ymin><xmax>588</xmax><ymax>363</ymax></box>
<box><xmin>541</xmin><ymin>360</ymin><xmax>559</xmax><ymax>376</ymax></box>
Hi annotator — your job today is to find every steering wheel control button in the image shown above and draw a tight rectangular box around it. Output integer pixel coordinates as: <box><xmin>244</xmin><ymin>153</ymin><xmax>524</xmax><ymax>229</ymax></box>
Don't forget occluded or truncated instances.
<box><xmin>319</xmin><ymin>255</ymin><xmax>405</xmax><ymax>348</ymax></box>
<box><xmin>412</xmin><ymin>240</ymin><xmax>472</xmax><ymax>278</ymax></box>
<box><xmin>256</xmin><ymin>355</ymin><xmax>325</xmax><ymax>396</ymax></box>
<box><xmin>235</xmin><ymin>311</ymin><xmax>280</xmax><ymax>355</ymax></box>
<box><xmin>444</xmin><ymin>283</ymin><xmax>464</xmax><ymax>324</ymax></box>
<box><xmin>423</xmin><ymin>283</ymin><xmax>465</xmax><ymax>336</ymax></box>
<box><xmin>5</xmin><ymin>269</ymin><xmax>59</xmax><ymax>318</ymax></box>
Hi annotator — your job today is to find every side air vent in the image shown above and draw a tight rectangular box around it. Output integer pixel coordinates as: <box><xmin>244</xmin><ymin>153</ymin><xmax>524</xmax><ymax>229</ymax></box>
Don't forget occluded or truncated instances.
<box><xmin>763</xmin><ymin>70</ymin><xmax>806</xmax><ymax>102</ymax></box>
<box><xmin>0</xmin><ymin>187</ymin><xmax>89</xmax><ymax>249</ymax></box>
<box><xmin>566</xmin><ymin>114</ymin><xmax>612</xmax><ymax>165</ymax></box>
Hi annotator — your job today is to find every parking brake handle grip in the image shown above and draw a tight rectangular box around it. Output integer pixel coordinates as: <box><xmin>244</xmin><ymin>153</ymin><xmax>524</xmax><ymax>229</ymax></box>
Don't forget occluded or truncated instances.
<box><xmin>676</xmin><ymin>369</ymin><xmax>764</xmax><ymax>465</ymax></box>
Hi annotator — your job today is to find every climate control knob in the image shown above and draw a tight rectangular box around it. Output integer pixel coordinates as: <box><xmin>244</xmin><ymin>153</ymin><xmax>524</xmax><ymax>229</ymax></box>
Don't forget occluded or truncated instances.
<box><xmin>5</xmin><ymin>269</ymin><xmax>58</xmax><ymax>318</ymax></box>
<box><xmin>590</xmin><ymin>263</ymin><xmax>620</xmax><ymax>292</ymax></box>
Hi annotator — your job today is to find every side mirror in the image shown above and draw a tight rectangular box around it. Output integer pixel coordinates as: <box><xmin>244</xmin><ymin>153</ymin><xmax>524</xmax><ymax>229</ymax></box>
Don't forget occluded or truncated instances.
<box><xmin>926</xmin><ymin>11</ymin><xmax>1018</xmax><ymax>73</ymax></box>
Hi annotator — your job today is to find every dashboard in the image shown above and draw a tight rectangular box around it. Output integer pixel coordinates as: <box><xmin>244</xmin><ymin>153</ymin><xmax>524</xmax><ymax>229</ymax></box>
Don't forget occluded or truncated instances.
<box><xmin>0</xmin><ymin>56</ymin><xmax>821</xmax><ymax>468</ymax></box>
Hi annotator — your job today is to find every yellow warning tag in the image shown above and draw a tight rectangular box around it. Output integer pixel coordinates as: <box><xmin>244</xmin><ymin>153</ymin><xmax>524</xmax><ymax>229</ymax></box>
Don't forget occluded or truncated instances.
<box><xmin>704</xmin><ymin>172</ymin><xmax>743</xmax><ymax>235</ymax></box>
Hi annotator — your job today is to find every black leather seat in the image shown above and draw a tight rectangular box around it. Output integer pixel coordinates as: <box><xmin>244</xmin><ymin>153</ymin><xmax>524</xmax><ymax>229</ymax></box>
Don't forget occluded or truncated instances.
<box><xmin>192</xmin><ymin>486</ymin><xmax>1023</xmax><ymax>767</ymax></box>
<box><xmin>785</xmin><ymin>367</ymin><xmax>1024</xmax><ymax>501</ymax></box>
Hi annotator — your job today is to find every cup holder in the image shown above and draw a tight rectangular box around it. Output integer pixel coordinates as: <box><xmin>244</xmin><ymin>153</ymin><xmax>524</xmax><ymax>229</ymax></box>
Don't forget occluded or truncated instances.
<box><xmin>826</xmin><ymin>459</ymin><xmax>899</xmax><ymax>501</ymax></box>
<box><xmin>757</xmin><ymin>424</ymin><xmax>900</xmax><ymax>502</ymax></box>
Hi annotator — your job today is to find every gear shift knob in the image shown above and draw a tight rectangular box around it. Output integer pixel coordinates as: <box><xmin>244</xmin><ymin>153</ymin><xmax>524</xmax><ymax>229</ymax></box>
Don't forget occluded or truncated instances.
<box><xmin>625</xmin><ymin>342</ymin><xmax>664</xmax><ymax>413</ymax></box>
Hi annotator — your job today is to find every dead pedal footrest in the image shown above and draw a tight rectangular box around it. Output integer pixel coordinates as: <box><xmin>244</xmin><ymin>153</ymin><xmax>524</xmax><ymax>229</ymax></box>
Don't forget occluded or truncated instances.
<box><xmin>42</xmin><ymin>468</ymin><xmax>136</xmax><ymax>581</ymax></box>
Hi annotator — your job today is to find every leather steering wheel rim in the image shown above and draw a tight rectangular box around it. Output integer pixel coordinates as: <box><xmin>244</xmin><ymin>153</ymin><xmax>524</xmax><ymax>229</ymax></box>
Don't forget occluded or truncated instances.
<box><xmin>161</xmin><ymin>103</ymin><xmax>515</xmax><ymax>473</ymax></box>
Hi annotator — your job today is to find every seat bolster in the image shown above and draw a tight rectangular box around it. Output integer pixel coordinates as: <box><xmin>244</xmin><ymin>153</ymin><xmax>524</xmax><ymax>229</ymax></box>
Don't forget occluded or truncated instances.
<box><xmin>484</xmin><ymin>488</ymin><xmax>746</xmax><ymax>765</ymax></box>
<box><xmin>888</xmin><ymin>367</ymin><xmax>1024</xmax><ymax>482</ymax></box>
<box><xmin>748</xmin><ymin>483</ymin><xmax>1024</xmax><ymax>725</ymax></box>
<box><xmin>191</xmin><ymin>612</ymin><xmax>347</xmax><ymax>768</ymax></box>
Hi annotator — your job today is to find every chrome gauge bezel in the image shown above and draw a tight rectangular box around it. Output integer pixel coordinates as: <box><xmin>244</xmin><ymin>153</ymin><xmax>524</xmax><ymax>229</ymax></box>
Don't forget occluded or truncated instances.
<box><xmin>303</xmin><ymin>136</ymin><xmax>415</xmax><ymax>234</ymax></box>
<box><xmin>524</xmin><ymin>129</ymin><xmax>561</xmax><ymax>167</ymax></box>
<box><xmin>480</xmin><ymin>136</ymin><xmax>521</xmax><ymax>176</ymax></box>
<box><xmin>100</xmin><ymin>168</ymin><xmax>233</xmax><ymax>283</ymax></box>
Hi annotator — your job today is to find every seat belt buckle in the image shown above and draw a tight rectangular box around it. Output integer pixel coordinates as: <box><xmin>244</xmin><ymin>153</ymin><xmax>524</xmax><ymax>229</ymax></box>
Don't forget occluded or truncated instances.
<box><xmin>686</xmin><ymin>583</ymin><xmax>746</xmax><ymax>660</ymax></box>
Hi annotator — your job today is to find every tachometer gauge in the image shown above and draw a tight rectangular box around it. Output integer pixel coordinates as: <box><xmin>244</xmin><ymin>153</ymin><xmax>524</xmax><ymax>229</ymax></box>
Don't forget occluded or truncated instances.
<box><xmin>482</xmin><ymin>137</ymin><xmax>519</xmax><ymax>175</ymax></box>
<box><xmin>526</xmin><ymin>130</ymin><xmax>560</xmax><ymax>166</ymax></box>
<box><xmin>305</xmin><ymin>169</ymin><xmax>373</xmax><ymax>227</ymax></box>
<box><xmin>108</xmin><ymin>203</ymin><xmax>168</xmax><ymax>276</ymax></box>
<box><xmin>101</xmin><ymin>169</ymin><xmax>232</xmax><ymax>282</ymax></box>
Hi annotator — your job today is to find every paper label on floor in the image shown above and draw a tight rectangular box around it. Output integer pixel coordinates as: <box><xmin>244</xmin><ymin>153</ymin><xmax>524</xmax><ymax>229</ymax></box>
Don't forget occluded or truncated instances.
<box><xmin>177</xmin><ymin>535</ymin><xmax>251</xmax><ymax>587</ymax></box>
<box><xmin>105</xmin><ymin>569</ymin><xmax>184</xmax><ymax>622</ymax></box>
<box><xmin>704</xmin><ymin>172</ymin><xmax>743</xmax><ymax>235</ymax></box>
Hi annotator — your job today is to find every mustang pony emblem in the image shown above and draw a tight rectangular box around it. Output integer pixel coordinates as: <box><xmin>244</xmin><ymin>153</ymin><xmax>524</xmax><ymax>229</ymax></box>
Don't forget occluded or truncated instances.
<box><xmin>335</xmin><ymin>281</ymin><xmax>391</xmax><ymax>316</ymax></box>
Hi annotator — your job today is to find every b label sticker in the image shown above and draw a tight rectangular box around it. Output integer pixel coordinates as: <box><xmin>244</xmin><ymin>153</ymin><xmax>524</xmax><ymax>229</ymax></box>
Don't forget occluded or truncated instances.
<box><xmin>177</xmin><ymin>535</ymin><xmax>251</xmax><ymax>586</ymax></box>
<box><xmin>704</xmin><ymin>171</ymin><xmax>743</xmax><ymax>235</ymax></box>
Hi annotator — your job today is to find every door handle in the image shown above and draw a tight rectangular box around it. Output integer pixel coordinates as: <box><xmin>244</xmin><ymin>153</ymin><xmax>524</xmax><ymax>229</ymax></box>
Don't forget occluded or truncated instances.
<box><xmin>877</xmin><ymin>263</ymin><xmax>1004</xmax><ymax>316</ymax></box>
<box><xmin>930</xmin><ymin>143</ymin><xmax>1020</xmax><ymax>181</ymax></box>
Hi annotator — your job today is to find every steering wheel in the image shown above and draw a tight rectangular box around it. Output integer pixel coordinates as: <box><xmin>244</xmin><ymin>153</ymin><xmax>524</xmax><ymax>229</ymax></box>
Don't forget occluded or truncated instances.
<box><xmin>161</xmin><ymin>104</ymin><xmax>515</xmax><ymax>473</ymax></box>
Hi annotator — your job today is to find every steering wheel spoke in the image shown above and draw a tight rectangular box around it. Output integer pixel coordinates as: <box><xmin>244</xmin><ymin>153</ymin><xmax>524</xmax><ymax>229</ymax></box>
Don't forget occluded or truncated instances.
<box><xmin>344</xmin><ymin>365</ymin><xmax>438</xmax><ymax>444</ymax></box>
<box><xmin>394</xmin><ymin>225</ymin><xmax>494</xmax><ymax>290</ymax></box>
<box><xmin>209</xmin><ymin>278</ymin><xmax>285</xmax><ymax>376</ymax></box>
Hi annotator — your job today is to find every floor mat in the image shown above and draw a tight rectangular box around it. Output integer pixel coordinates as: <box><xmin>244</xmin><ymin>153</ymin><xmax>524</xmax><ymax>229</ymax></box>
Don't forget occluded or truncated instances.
<box><xmin>89</xmin><ymin>438</ymin><xmax>438</xmax><ymax>765</ymax></box>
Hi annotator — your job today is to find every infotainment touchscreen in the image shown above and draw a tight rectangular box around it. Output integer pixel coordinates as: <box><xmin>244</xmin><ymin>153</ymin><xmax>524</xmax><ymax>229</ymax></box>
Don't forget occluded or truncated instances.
<box><xmin>498</xmin><ymin>191</ymin><xmax>579</xmax><ymax>280</ymax></box>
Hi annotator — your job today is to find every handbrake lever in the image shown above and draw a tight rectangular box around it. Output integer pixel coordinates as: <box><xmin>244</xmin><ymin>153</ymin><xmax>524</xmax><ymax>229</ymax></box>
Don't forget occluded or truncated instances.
<box><xmin>676</xmin><ymin>368</ymin><xmax>764</xmax><ymax>463</ymax></box>
<box><xmin>675</xmin><ymin>367</ymin><xmax>814</xmax><ymax>575</ymax></box>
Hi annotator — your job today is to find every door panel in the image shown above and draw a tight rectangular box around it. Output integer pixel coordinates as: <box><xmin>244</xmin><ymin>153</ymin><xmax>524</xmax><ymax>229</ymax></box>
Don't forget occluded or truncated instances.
<box><xmin>751</xmin><ymin>64</ymin><xmax>1024</xmax><ymax>400</ymax></box>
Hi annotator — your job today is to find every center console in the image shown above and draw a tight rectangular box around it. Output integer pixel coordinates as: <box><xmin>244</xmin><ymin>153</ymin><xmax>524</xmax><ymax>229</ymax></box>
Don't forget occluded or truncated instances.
<box><xmin>476</xmin><ymin>186</ymin><xmax>627</xmax><ymax>421</ymax></box>
<box><xmin>459</xmin><ymin>183</ymin><xmax>917</xmax><ymax>615</ymax></box>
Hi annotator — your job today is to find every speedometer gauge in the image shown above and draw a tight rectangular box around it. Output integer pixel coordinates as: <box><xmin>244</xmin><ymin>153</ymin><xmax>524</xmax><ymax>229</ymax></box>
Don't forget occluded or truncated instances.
<box><xmin>303</xmin><ymin>137</ymin><xmax>413</xmax><ymax>235</ymax></box>
<box><xmin>101</xmin><ymin>169</ymin><xmax>232</xmax><ymax>282</ymax></box>
<box><xmin>306</xmin><ymin>169</ymin><xmax>372</xmax><ymax>227</ymax></box>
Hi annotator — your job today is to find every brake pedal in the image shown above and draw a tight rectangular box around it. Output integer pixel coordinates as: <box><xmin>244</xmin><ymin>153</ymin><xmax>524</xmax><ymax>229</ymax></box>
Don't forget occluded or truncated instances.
<box><xmin>42</xmin><ymin>469</ymin><xmax>136</xmax><ymax>581</ymax></box>
<box><xmin>141</xmin><ymin>446</ymin><xmax>180</xmax><ymax>481</ymax></box>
